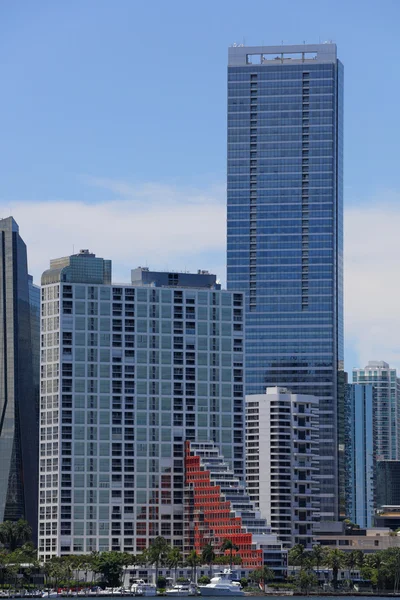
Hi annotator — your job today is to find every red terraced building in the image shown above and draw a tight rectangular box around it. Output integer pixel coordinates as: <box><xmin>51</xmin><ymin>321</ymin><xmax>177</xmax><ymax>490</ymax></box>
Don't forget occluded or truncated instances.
<box><xmin>184</xmin><ymin>441</ymin><xmax>265</xmax><ymax>569</ymax></box>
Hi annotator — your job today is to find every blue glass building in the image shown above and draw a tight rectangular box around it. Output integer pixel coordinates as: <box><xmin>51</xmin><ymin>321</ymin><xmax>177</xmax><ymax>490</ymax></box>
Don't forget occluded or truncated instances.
<box><xmin>227</xmin><ymin>44</ymin><xmax>344</xmax><ymax>519</ymax></box>
<box><xmin>0</xmin><ymin>218</ymin><xmax>39</xmax><ymax>541</ymax></box>
<box><xmin>345</xmin><ymin>384</ymin><xmax>375</xmax><ymax>528</ymax></box>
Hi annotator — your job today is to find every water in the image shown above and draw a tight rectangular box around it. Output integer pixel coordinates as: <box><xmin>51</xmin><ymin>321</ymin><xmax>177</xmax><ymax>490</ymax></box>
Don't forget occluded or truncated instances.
<box><xmin>62</xmin><ymin>593</ymin><xmax>400</xmax><ymax>600</ymax></box>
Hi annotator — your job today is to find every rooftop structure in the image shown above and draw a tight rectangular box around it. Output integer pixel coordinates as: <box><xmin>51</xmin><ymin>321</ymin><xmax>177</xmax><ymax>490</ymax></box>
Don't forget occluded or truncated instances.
<box><xmin>228</xmin><ymin>42</ymin><xmax>337</xmax><ymax>66</ymax></box>
<box><xmin>131</xmin><ymin>267</ymin><xmax>220</xmax><ymax>289</ymax></box>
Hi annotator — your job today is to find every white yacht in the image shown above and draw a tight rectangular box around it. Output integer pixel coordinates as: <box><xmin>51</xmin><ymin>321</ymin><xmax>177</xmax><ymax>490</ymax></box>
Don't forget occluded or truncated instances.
<box><xmin>130</xmin><ymin>580</ymin><xmax>157</xmax><ymax>597</ymax></box>
<box><xmin>199</xmin><ymin>570</ymin><xmax>244</xmax><ymax>596</ymax></box>
<box><xmin>165</xmin><ymin>582</ymin><xmax>198</xmax><ymax>596</ymax></box>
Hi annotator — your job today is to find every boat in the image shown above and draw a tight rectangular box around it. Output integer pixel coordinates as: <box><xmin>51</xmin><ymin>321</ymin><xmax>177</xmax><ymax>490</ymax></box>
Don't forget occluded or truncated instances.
<box><xmin>165</xmin><ymin>582</ymin><xmax>198</xmax><ymax>596</ymax></box>
<box><xmin>42</xmin><ymin>593</ymin><xmax>58</xmax><ymax>599</ymax></box>
<box><xmin>199</xmin><ymin>570</ymin><xmax>244</xmax><ymax>596</ymax></box>
<box><xmin>88</xmin><ymin>588</ymin><xmax>102</xmax><ymax>596</ymax></box>
<box><xmin>130</xmin><ymin>580</ymin><xmax>157</xmax><ymax>597</ymax></box>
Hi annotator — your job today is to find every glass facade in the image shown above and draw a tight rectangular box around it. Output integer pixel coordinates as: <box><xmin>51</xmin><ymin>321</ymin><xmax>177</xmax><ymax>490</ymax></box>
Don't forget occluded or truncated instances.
<box><xmin>345</xmin><ymin>383</ymin><xmax>375</xmax><ymax>528</ymax></box>
<box><xmin>227</xmin><ymin>44</ymin><xmax>344</xmax><ymax>519</ymax></box>
<box><xmin>376</xmin><ymin>461</ymin><xmax>400</xmax><ymax>509</ymax></box>
<box><xmin>29</xmin><ymin>275</ymin><xmax>41</xmax><ymax>447</ymax></box>
<box><xmin>353</xmin><ymin>361</ymin><xmax>400</xmax><ymax>460</ymax></box>
<box><xmin>0</xmin><ymin>217</ymin><xmax>39</xmax><ymax>541</ymax></box>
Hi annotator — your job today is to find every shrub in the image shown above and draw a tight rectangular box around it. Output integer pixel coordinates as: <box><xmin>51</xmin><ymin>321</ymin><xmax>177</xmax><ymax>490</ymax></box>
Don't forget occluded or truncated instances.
<box><xmin>157</xmin><ymin>576</ymin><xmax>167</xmax><ymax>589</ymax></box>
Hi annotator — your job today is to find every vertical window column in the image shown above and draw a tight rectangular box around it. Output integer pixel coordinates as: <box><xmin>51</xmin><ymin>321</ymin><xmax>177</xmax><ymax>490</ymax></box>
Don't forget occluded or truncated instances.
<box><xmin>301</xmin><ymin>72</ymin><xmax>310</xmax><ymax>310</ymax></box>
<box><xmin>249</xmin><ymin>73</ymin><xmax>258</xmax><ymax>310</ymax></box>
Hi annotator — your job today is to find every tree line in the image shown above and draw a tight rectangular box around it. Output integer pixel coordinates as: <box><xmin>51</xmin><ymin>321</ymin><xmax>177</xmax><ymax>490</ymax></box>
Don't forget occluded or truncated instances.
<box><xmin>289</xmin><ymin>543</ymin><xmax>400</xmax><ymax>592</ymax></box>
<box><xmin>0</xmin><ymin>523</ymin><xmax>264</xmax><ymax>589</ymax></box>
<box><xmin>12</xmin><ymin>520</ymin><xmax>400</xmax><ymax>592</ymax></box>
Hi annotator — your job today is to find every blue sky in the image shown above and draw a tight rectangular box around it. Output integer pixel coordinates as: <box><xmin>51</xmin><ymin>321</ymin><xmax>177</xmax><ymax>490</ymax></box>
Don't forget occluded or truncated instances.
<box><xmin>1</xmin><ymin>0</ymin><xmax>400</xmax><ymax>374</ymax></box>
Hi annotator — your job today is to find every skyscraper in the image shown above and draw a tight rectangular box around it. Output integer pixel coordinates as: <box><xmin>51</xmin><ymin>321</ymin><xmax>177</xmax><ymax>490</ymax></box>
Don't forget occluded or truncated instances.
<box><xmin>39</xmin><ymin>252</ymin><xmax>244</xmax><ymax>559</ymax></box>
<box><xmin>353</xmin><ymin>361</ymin><xmax>400</xmax><ymax>460</ymax></box>
<box><xmin>227</xmin><ymin>43</ymin><xmax>344</xmax><ymax>519</ymax></box>
<box><xmin>0</xmin><ymin>217</ymin><xmax>39</xmax><ymax>539</ymax></box>
<box><xmin>345</xmin><ymin>383</ymin><xmax>375</xmax><ymax>528</ymax></box>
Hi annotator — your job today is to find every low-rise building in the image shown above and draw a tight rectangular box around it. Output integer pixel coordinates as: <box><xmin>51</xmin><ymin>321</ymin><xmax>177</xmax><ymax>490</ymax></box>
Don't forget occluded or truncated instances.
<box><xmin>314</xmin><ymin>525</ymin><xmax>400</xmax><ymax>553</ymax></box>
<box><xmin>375</xmin><ymin>506</ymin><xmax>400</xmax><ymax>530</ymax></box>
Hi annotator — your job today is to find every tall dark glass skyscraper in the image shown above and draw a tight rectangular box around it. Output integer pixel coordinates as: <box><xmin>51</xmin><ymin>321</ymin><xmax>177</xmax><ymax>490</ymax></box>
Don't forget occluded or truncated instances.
<box><xmin>0</xmin><ymin>217</ymin><xmax>39</xmax><ymax>538</ymax></box>
<box><xmin>227</xmin><ymin>44</ymin><xmax>344</xmax><ymax>519</ymax></box>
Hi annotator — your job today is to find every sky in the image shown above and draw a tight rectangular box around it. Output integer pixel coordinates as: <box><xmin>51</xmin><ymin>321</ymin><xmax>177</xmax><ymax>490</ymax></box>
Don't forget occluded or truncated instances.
<box><xmin>1</xmin><ymin>0</ymin><xmax>400</xmax><ymax>375</ymax></box>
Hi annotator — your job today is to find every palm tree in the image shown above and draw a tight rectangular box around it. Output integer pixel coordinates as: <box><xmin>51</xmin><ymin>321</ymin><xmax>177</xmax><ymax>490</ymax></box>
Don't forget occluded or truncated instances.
<box><xmin>345</xmin><ymin>550</ymin><xmax>361</xmax><ymax>585</ymax></box>
<box><xmin>311</xmin><ymin>544</ymin><xmax>326</xmax><ymax>582</ymax></box>
<box><xmin>220</xmin><ymin>539</ymin><xmax>239</xmax><ymax>571</ymax></box>
<box><xmin>325</xmin><ymin>549</ymin><xmax>345</xmax><ymax>589</ymax></box>
<box><xmin>186</xmin><ymin>550</ymin><xmax>200</xmax><ymax>584</ymax></box>
<box><xmin>61</xmin><ymin>556</ymin><xmax>74</xmax><ymax>592</ymax></box>
<box><xmin>80</xmin><ymin>555</ymin><xmax>92</xmax><ymax>589</ymax></box>
<box><xmin>288</xmin><ymin>543</ymin><xmax>307</xmax><ymax>569</ymax></box>
<box><xmin>147</xmin><ymin>537</ymin><xmax>170</xmax><ymax>584</ymax></box>
<box><xmin>0</xmin><ymin>520</ymin><xmax>32</xmax><ymax>552</ymax></box>
<box><xmin>89</xmin><ymin>551</ymin><xmax>100</xmax><ymax>585</ymax></box>
<box><xmin>0</xmin><ymin>550</ymin><xmax>8</xmax><ymax>587</ymax></box>
<box><xmin>136</xmin><ymin>549</ymin><xmax>148</xmax><ymax>568</ymax></box>
<box><xmin>167</xmin><ymin>547</ymin><xmax>182</xmax><ymax>583</ymax></box>
<box><xmin>70</xmin><ymin>555</ymin><xmax>84</xmax><ymax>587</ymax></box>
<box><xmin>201</xmin><ymin>543</ymin><xmax>216</xmax><ymax>578</ymax></box>
<box><xmin>249</xmin><ymin>566</ymin><xmax>274</xmax><ymax>590</ymax></box>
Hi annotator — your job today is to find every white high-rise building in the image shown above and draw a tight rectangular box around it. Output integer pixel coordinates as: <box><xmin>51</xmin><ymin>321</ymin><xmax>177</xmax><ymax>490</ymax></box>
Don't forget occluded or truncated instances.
<box><xmin>38</xmin><ymin>252</ymin><xmax>245</xmax><ymax>560</ymax></box>
<box><xmin>246</xmin><ymin>387</ymin><xmax>320</xmax><ymax>548</ymax></box>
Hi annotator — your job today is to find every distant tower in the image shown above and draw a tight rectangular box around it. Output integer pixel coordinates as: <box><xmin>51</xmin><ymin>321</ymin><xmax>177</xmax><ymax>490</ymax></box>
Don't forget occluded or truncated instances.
<box><xmin>353</xmin><ymin>361</ymin><xmax>400</xmax><ymax>460</ymax></box>
<box><xmin>0</xmin><ymin>217</ymin><xmax>39</xmax><ymax>540</ymax></box>
<box><xmin>345</xmin><ymin>383</ymin><xmax>375</xmax><ymax>528</ymax></box>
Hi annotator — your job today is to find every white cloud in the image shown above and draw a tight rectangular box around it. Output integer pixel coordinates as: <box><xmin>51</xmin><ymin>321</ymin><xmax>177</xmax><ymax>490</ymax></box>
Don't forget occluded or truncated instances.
<box><xmin>9</xmin><ymin>180</ymin><xmax>227</xmax><ymax>286</ymax></box>
<box><xmin>8</xmin><ymin>179</ymin><xmax>400</xmax><ymax>371</ymax></box>
<box><xmin>345</xmin><ymin>191</ymin><xmax>400</xmax><ymax>370</ymax></box>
